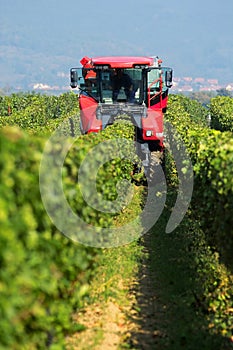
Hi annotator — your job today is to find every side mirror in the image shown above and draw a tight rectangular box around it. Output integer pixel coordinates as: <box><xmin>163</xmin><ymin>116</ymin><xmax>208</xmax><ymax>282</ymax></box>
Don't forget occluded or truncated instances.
<box><xmin>165</xmin><ymin>69</ymin><xmax>173</xmax><ymax>88</ymax></box>
<box><xmin>70</xmin><ymin>68</ymin><xmax>78</xmax><ymax>88</ymax></box>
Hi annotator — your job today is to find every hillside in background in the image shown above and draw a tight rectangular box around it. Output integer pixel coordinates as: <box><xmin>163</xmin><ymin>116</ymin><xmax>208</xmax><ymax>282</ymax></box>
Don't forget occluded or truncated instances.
<box><xmin>0</xmin><ymin>0</ymin><xmax>232</xmax><ymax>91</ymax></box>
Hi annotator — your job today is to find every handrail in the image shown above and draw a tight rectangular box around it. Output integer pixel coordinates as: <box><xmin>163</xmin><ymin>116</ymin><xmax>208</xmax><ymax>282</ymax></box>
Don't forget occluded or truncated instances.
<box><xmin>147</xmin><ymin>75</ymin><xmax>163</xmax><ymax>108</ymax></box>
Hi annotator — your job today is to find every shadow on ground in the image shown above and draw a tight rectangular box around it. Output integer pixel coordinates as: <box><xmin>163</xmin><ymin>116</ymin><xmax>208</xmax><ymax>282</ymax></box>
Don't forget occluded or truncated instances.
<box><xmin>125</xmin><ymin>199</ymin><xmax>232</xmax><ymax>350</ymax></box>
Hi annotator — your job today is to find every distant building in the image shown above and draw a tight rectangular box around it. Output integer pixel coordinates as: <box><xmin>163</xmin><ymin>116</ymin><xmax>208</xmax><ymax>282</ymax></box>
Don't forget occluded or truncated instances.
<box><xmin>226</xmin><ymin>84</ymin><xmax>233</xmax><ymax>91</ymax></box>
<box><xmin>173</xmin><ymin>77</ymin><xmax>181</xmax><ymax>82</ymax></box>
<box><xmin>178</xmin><ymin>85</ymin><xmax>193</xmax><ymax>92</ymax></box>
<box><xmin>194</xmin><ymin>77</ymin><xmax>205</xmax><ymax>83</ymax></box>
<box><xmin>183</xmin><ymin>77</ymin><xmax>193</xmax><ymax>82</ymax></box>
<box><xmin>207</xmin><ymin>79</ymin><xmax>218</xmax><ymax>85</ymax></box>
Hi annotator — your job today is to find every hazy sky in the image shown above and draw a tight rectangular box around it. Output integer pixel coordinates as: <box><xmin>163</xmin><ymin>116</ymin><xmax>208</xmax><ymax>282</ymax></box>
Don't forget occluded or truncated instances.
<box><xmin>0</xmin><ymin>0</ymin><xmax>233</xmax><ymax>84</ymax></box>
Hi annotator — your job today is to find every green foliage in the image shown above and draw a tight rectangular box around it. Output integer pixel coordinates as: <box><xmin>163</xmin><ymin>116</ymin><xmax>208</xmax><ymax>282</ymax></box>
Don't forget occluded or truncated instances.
<box><xmin>188</xmin><ymin>91</ymin><xmax>216</xmax><ymax>107</ymax></box>
<box><xmin>169</xmin><ymin>94</ymin><xmax>209</xmax><ymax>127</ymax></box>
<box><xmin>0</xmin><ymin>126</ymin><xmax>100</xmax><ymax>349</ymax></box>
<box><xmin>61</xmin><ymin>120</ymin><xmax>137</xmax><ymax>246</ymax></box>
<box><xmin>148</xmin><ymin>194</ymin><xmax>233</xmax><ymax>349</ymax></box>
<box><xmin>0</xmin><ymin>117</ymin><xmax>137</xmax><ymax>348</ymax></box>
<box><xmin>166</xmin><ymin>95</ymin><xmax>233</xmax><ymax>261</ymax></box>
<box><xmin>165</xmin><ymin>94</ymin><xmax>233</xmax><ymax>342</ymax></box>
<box><xmin>216</xmin><ymin>88</ymin><xmax>232</xmax><ymax>97</ymax></box>
<box><xmin>0</xmin><ymin>92</ymin><xmax>79</xmax><ymax>134</ymax></box>
<box><xmin>1</xmin><ymin>91</ymin><xmax>233</xmax><ymax>347</ymax></box>
<box><xmin>209</xmin><ymin>95</ymin><xmax>233</xmax><ymax>131</ymax></box>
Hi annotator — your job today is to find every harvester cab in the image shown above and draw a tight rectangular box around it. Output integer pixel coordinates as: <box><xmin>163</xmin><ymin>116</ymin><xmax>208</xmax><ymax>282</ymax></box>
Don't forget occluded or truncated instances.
<box><xmin>70</xmin><ymin>56</ymin><xmax>173</xmax><ymax>176</ymax></box>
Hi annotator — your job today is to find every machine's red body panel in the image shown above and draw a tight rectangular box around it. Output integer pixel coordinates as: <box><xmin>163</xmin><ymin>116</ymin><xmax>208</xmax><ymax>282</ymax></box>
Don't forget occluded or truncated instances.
<box><xmin>70</xmin><ymin>55</ymin><xmax>172</xmax><ymax>173</ymax></box>
<box><xmin>91</xmin><ymin>56</ymin><xmax>154</xmax><ymax>68</ymax></box>
<box><xmin>79</xmin><ymin>95</ymin><xmax>101</xmax><ymax>133</ymax></box>
<box><xmin>72</xmin><ymin>55</ymin><xmax>172</xmax><ymax>150</ymax></box>
<box><xmin>141</xmin><ymin>109</ymin><xmax>164</xmax><ymax>145</ymax></box>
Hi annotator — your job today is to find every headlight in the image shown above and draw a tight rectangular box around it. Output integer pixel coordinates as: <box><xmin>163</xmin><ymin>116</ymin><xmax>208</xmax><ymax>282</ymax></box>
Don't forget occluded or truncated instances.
<box><xmin>146</xmin><ymin>130</ymin><xmax>153</xmax><ymax>137</ymax></box>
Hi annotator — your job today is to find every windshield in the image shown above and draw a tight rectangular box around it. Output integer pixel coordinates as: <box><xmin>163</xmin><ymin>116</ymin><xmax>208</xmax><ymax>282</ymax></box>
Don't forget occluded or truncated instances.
<box><xmin>147</xmin><ymin>67</ymin><xmax>171</xmax><ymax>91</ymax></box>
<box><xmin>78</xmin><ymin>68</ymin><xmax>144</xmax><ymax>104</ymax></box>
<box><xmin>77</xmin><ymin>67</ymin><xmax>98</xmax><ymax>99</ymax></box>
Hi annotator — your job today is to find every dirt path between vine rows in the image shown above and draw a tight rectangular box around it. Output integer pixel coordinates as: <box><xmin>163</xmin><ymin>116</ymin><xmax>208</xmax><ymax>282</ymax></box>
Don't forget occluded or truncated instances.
<box><xmin>125</xmin><ymin>234</ymin><xmax>169</xmax><ymax>349</ymax></box>
<box><xmin>66</xmin><ymin>299</ymin><xmax>128</xmax><ymax>349</ymax></box>
<box><xmin>66</xmin><ymin>232</ymin><xmax>168</xmax><ymax>350</ymax></box>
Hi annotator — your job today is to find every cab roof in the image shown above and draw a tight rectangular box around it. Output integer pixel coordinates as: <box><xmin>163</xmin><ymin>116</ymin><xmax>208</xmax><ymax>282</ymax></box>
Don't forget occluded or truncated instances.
<box><xmin>91</xmin><ymin>56</ymin><xmax>155</xmax><ymax>68</ymax></box>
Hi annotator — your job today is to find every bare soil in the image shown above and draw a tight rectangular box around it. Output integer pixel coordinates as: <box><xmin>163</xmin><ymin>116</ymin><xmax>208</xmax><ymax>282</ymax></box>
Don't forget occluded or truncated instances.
<box><xmin>66</xmin><ymin>300</ymin><xmax>128</xmax><ymax>350</ymax></box>
<box><xmin>66</xmin><ymin>233</ymin><xmax>168</xmax><ymax>350</ymax></box>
